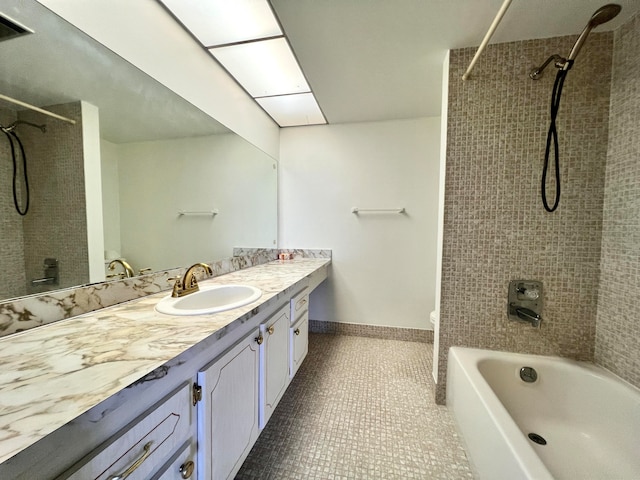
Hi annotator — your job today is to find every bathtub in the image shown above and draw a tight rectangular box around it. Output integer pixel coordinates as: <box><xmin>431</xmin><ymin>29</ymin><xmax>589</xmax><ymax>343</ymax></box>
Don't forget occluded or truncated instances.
<box><xmin>446</xmin><ymin>347</ymin><xmax>640</xmax><ymax>480</ymax></box>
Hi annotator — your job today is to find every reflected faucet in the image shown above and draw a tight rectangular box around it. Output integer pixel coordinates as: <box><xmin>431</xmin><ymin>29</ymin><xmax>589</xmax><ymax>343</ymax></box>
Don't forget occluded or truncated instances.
<box><xmin>108</xmin><ymin>259</ymin><xmax>135</xmax><ymax>278</ymax></box>
<box><xmin>171</xmin><ymin>262</ymin><xmax>213</xmax><ymax>298</ymax></box>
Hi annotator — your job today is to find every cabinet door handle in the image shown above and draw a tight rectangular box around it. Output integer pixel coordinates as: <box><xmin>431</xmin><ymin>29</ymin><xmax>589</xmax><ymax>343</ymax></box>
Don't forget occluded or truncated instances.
<box><xmin>267</xmin><ymin>325</ymin><xmax>275</xmax><ymax>335</ymax></box>
<box><xmin>180</xmin><ymin>460</ymin><xmax>195</xmax><ymax>479</ymax></box>
<box><xmin>107</xmin><ymin>442</ymin><xmax>153</xmax><ymax>480</ymax></box>
<box><xmin>294</xmin><ymin>328</ymin><xmax>300</xmax><ymax>336</ymax></box>
<box><xmin>255</xmin><ymin>334</ymin><xmax>264</xmax><ymax>345</ymax></box>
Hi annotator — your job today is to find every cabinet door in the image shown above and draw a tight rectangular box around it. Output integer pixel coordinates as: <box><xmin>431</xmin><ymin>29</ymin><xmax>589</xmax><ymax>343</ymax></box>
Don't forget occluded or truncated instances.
<box><xmin>259</xmin><ymin>304</ymin><xmax>290</xmax><ymax>429</ymax></box>
<box><xmin>197</xmin><ymin>330</ymin><xmax>260</xmax><ymax>480</ymax></box>
<box><xmin>290</xmin><ymin>312</ymin><xmax>309</xmax><ymax>378</ymax></box>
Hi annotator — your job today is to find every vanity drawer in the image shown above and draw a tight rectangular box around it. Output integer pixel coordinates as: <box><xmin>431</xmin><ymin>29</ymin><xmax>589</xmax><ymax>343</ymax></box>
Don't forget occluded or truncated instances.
<box><xmin>149</xmin><ymin>440</ymin><xmax>197</xmax><ymax>480</ymax></box>
<box><xmin>290</xmin><ymin>287</ymin><xmax>309</xmax><ymax>324</ymax></box>
<box><xmin>290</xmin><ymin>311</ymin><xmax>309</xmax><ymax>378</ymax></box>
<box><xmin>61</xmin><ymin>383</ymin><xmax>192</xmax><ymax>480</ymax></box>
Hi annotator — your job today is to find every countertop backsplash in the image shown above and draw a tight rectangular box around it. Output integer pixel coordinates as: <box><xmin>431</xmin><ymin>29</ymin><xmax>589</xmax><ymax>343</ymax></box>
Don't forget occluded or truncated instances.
<box><xmin>0</xmin><ymin>248</ymin><xmax>331</xmax><ymax>338</ymax></box>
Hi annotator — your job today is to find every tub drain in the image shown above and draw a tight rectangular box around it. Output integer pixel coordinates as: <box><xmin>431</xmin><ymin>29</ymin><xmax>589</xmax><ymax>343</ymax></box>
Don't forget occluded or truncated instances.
<box><xmin>528</xmin><ymin>433</ymin><xmax>547</xmax><ymax>445</ymax></box>
<box><xmin>520</xmin><ymin>366</ymin><xmax>538</xmax><ymax>383</ymax></box>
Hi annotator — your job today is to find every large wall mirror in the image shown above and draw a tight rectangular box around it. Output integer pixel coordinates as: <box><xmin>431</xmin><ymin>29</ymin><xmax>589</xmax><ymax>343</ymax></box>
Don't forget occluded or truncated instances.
<box><xmin>0</xmin><ymin>0</ymin><xmax>277</xmax><ymax>302</ymax></box>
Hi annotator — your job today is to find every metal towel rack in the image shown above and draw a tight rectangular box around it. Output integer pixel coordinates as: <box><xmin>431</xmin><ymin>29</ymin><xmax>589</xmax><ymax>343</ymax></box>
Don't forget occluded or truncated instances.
<box><xmin>352</xmin><ymin>207</ymin><xmax>405</xmax><ymax>214</ymax></box>
<box><xmin>178</xmin><ymin>209</ymin><xmax>219</xmax><ymax>217</ymax></box>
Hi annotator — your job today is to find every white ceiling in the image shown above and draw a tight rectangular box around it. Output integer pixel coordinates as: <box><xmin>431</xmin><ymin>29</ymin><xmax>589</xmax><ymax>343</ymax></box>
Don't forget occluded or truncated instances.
<box><xmin>270</xmin><ymin>0</ymin><xmax>640</xmax><ymax>124</ymax></box>
<box><xmin>0</xmin><ymin>0</ymin><xmax>229</xmax><ymax>143</ymax></box>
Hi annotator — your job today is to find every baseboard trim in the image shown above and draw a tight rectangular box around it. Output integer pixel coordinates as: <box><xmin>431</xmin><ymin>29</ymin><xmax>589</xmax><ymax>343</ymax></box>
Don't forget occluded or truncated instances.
<box><xmin>309</xmin><ymin>320</ymin><xmax>433</xmax><ymax>343</ymax></box>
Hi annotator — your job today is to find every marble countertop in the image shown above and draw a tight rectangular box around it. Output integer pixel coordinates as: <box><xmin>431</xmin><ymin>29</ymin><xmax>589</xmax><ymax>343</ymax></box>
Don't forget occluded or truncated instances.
<box><xmin>0</xmin><ymin>258</ymin><xmax>329</xmax><ymax>465</ymax></box>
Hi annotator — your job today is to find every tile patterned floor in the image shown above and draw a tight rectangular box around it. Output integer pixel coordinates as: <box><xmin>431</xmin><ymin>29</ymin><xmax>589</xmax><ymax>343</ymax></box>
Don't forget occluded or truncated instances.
<box><xmin>236</xmin><ymin>334</ymin><xmax>473</xmax><ymax>479</ymax></box>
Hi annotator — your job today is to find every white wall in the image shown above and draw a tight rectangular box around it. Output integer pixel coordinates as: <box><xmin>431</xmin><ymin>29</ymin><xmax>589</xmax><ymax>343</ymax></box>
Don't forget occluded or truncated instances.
<box><xmin>279</xmin><ymin>118</ymin><xmax>440</xmax><ymax>330</ymax></box>
<box><xmin>81</xmin><ymin>101</ymin><xmax>105</xmax><ymax>283</ymax></box>
<box><xmin>114</xmin><ymin>134</ymin><xmax>277</xmax><ymax>272</ymax></box>
<box><xmin>38</xmin><ymin>0</ymin><xmax>279</xmax><ymax>159</ymax></box>
<box><xmin>100</xmin><ymin>139</ymin><xmax>121</xmax><ymax>259</ymax></box>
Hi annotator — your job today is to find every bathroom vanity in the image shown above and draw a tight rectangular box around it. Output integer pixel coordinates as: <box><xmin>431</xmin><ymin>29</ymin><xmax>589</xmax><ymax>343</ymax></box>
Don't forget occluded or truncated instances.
<box><xmin>0</xmin><ymin>258</ymin><xmax>329</xmax><ymax>479</ymax></box>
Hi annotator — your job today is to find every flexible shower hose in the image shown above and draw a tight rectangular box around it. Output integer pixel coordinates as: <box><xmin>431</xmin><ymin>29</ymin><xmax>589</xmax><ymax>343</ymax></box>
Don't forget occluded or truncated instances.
<box><xmin>541</xmin><ymin>68</ymin><xmax>569</xmax><ymax>213</ymax></box>
<box><xmin>1</xmin><ymin>129</ymin><xmax>30</xmax><ymax>215</ymax></box>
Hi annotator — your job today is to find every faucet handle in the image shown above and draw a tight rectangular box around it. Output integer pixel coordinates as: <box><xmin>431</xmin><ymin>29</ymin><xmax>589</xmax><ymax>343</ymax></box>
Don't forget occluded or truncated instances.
<box><xmin>170</xmin><ymin>277</ymin><xmax>184</xmax><ymax>298</ymax></box>
<box><xmin>516</xmin><ymin>285</ymin><xmax>540</xmax><ymax>300</ymax></box>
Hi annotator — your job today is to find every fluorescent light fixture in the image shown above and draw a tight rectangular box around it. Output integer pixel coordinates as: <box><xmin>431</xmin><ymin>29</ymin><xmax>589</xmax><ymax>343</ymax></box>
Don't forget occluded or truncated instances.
<box><xmin>210</xmin><ymin>37</ymin><xmax>309</xmax><ymax>98</ymax></box>
<box><xmin>160</xmin><ymin>0</ymin><xmax>282</xmax><ymax>46</ymax></box>
<box><xmin>160</xmin><ymin>0</ymin><xmax>327</xmax><ymax>127</ymax></box>
<box><xmin>256</xmin><ymin>93</ymin><xmax>326</xmax><ymax>127</ymax></box>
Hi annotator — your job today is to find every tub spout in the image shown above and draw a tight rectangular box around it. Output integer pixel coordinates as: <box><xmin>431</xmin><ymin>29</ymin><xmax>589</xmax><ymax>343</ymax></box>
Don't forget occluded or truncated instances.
<box><xmin>516</xmin><ymin>308</ymin><xmax>542</xmax><ymax>328</ymax></box>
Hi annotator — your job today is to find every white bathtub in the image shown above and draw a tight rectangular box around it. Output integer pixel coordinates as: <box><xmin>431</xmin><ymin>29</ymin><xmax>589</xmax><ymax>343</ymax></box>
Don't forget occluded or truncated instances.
<box><xmin>446</xmin><ymin>346</ymin><xmax>640</xmax><ymax>480</ymax></box>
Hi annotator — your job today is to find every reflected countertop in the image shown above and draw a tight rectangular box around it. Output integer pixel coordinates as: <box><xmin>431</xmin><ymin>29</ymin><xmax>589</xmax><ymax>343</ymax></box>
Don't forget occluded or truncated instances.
<box><xmin>0</xmin><ymin>258</ymin><xmax>330</xmax><ymax>465</ymax></box>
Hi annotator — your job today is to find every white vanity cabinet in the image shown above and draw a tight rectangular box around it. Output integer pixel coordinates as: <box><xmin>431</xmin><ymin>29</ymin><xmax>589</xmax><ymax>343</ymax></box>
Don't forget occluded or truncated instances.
<box><xmin>196</xmin><ymin>329</ymin><xmax>261</xmax><ymax>480</ymax></box>
<box><xmin>259</xmin><ymin>303</ymin><xmax>290</xmax><ymax>429</ymax></box>
<box><xmin>150</xmin><ymin>441</ymin><xmax>197</xmax><ymax>480</ymax></box>
<box><xmin>60</xmin><ymin>383</ymin><xmax>194</xmax><ymax>480</ymax></box>
<box><xmin>290</xmin><ymin>310</ymin><xmax>309</xmax><ymax>378</ymax></box>
<box><xmin>289</xmin><ymin>288</ymin><xmax>310</xmax><ymax>378</ymax></box>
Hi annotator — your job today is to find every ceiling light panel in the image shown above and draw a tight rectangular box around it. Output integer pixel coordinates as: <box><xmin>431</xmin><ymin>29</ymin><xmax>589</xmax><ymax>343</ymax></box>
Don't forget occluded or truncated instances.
<box><xmin>160</xmin><ymin>0</ymin><xmax>282</xmax><ymax>46</ymax></box>
<box><xmin>256</xmin><ymin>93</ymin><xmax>326</xmax><ymax>127</ymax></box>
<box><xmin>210</xmin><ymin>37</ymin><xmax>310</xmax><ymax>98</ymax></box>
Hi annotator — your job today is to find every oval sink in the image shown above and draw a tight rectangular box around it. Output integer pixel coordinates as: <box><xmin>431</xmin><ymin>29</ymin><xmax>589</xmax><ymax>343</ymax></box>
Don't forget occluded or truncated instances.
<box><xmin>155</xmin><ymin>284</ymin><xmax>262</xmax><ymax>316</ymax></box>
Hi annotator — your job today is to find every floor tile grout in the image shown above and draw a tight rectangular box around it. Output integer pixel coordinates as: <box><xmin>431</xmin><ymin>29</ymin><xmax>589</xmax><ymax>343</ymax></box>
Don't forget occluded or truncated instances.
<box><xmin>236</xmin><ymin>333</ymin><xmax>473</xmax><ymax>479</ymax></box>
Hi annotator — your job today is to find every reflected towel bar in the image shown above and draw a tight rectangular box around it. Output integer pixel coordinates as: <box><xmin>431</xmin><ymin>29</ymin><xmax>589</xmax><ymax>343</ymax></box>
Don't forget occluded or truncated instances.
<box><xmin>0</xmin><ymin>93</ymin><xmax>76</xmax><ymax>125</ymax></box>
<box><xmin>178</xmin><ymin>210</ymin><xmax>219</xmax><ymax>217</ymax></box>
<box><xmin>352</xmin><ymin>207</ymin><xmax>405</xmax><ymax>214</ymax></box>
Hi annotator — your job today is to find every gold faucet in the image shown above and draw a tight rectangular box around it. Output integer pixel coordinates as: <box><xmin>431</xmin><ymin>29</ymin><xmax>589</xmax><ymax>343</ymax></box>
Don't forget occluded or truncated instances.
<box><xmin>108</xmin><ymin>259</ymin><xmax>135</xmax><ymax>278</ymax></box>
<box><xmin>172</xmin><ymin>262</ymin><xmax>213</xmax><ymax>297</ymax></box>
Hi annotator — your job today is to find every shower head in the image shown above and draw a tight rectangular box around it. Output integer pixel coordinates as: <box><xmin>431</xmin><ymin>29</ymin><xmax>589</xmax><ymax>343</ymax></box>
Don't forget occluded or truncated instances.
<box><xmin>530</xmin><ymin>3</ymin><xmax>621</xmax><ymax>79</ymax></box>
<box><xmin>567</xmin><ymin>4</ymin><xmax>621</xmax><ymax>61</ymax></box>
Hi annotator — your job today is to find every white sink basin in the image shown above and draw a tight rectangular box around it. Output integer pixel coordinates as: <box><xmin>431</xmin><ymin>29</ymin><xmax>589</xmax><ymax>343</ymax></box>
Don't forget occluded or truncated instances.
<box><xmin>155</xmin><ymin>284</ymin><xmax>262</xmax><ymax>316</ymax></box>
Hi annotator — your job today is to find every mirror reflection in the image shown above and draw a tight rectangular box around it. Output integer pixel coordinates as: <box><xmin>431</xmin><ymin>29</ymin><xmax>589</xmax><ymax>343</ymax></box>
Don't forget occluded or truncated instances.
<box><xmin>0</xmin><ymin>0</ymin><xmax>277</xmax><ymax>301</ymax></box>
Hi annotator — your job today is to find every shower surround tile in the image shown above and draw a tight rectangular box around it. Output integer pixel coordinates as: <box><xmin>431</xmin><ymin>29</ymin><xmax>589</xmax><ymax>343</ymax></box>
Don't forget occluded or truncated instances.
<box><xmin>595</xmin><ymin>13</ymin><xmax>640</xmax><ymax>390</ymax></box>
<box><xmin>0</xmin><ymin>249</ymin><xmax>330</xmax><ymax>337</ymax></box>
<box><xmin>437</xmin><ymin>34</ymin><xmax>612</xmax><ymax>403</ymax></box>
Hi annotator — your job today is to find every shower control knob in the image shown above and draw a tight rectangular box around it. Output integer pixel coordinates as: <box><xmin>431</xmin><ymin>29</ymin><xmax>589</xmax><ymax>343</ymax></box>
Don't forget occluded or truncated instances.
<box><xmin>516</xmin><ymin>286</ymin><xmax>539</xmax><ymax>300</ymax></box>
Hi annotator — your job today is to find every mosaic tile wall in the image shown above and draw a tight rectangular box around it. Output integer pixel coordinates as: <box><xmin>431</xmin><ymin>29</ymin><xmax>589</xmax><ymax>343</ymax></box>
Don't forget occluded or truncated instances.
<box><xmin>0</xmin><ymin>107</ymin><xmax>26</xmax><ymax>299</ymax></box>
<box><xmin>18</xmin><ymin>103</ymin><xmax>90</xmax><ymax>297</ymax></box>
<box><xmin>595</xmin><ymin>14</ymin><xmax>640</xmax><ymax>390</ymax></box>
<box><xmin>437</xmin><ymin>34</ymin><xmax>613</xmax><ymax>403</ymax></box>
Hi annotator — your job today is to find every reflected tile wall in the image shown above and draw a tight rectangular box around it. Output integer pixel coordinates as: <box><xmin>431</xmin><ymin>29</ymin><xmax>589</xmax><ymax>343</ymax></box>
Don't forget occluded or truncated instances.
<box><xmin>437</xmin><ymin>34</ymin><xmax>612</xmax><ymax>403</ymax></box>
<box><xmin>0</xmin><ymin>108</ymin><xmax>25</xmax><ymax>299</ymax></box>
<box><xmin>20</xmin><ymin>103</ymin><xmax>89</xmax><ymax>296</ymax></box>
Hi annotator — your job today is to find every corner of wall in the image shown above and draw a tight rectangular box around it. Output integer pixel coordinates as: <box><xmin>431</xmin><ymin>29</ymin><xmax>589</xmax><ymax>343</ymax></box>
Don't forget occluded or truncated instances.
<box><xmin>81</xmin><ymin>101</ymin><xmax>105</xmax><ymax>282</ymax></box>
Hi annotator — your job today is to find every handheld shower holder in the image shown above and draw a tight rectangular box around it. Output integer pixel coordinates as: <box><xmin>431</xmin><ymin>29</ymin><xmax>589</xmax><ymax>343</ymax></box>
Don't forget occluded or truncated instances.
<box><xmin>529</xmin><ymin>56</ymin><xmax>573</xmax><ymax>80</ymax></box>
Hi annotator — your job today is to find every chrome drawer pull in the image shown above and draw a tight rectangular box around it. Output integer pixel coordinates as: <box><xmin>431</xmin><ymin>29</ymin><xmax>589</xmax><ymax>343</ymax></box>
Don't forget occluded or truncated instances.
<box><xmin>107</xmin><ymin>442</ymin><xmax>153</xmax><ymax>480</ymax></box>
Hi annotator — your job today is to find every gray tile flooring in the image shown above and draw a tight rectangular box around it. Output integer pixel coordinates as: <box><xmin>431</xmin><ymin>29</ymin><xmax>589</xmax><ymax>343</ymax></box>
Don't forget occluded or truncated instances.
<box><xmin>236</xmin><ymin>334</ymin><xmax>473</xmax><ymax>479</ymax></box>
